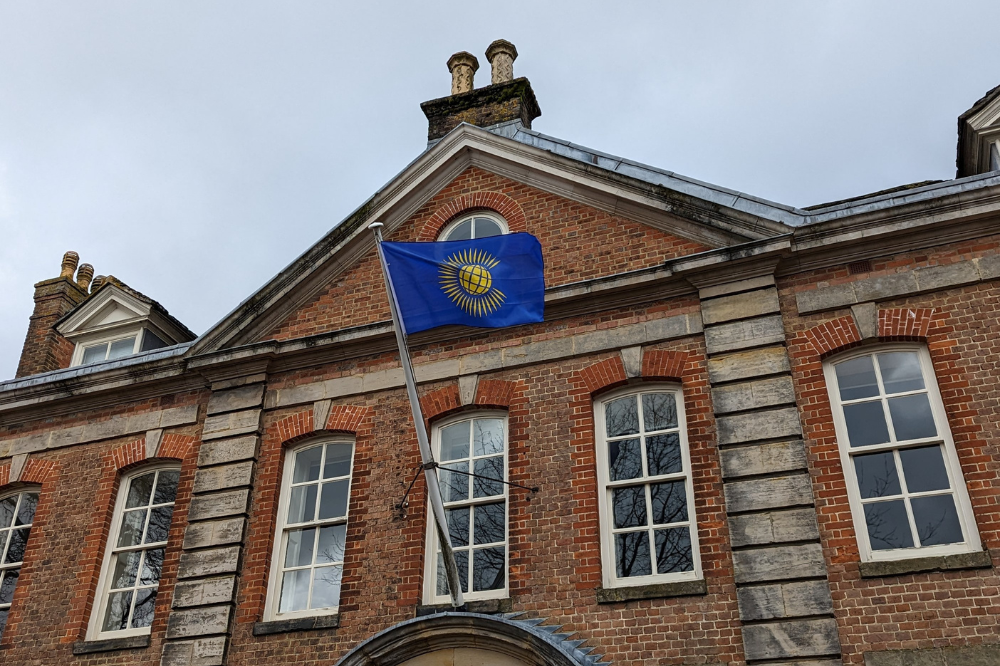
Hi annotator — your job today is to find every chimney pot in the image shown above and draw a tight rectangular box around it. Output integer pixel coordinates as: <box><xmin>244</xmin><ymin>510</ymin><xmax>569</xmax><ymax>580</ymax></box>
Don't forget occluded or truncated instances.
<box><xmin>76</xmin><ymin>263</ymin><xmax>95</xmax><ymax>291</ymax></box>
<box><xmin>447</xmin><ymin>51</ymin><xmax>479</xmax><ymax>95</ymax></box>
<box><xmin>60</xmin><ymin>251</ymin><xmax>80</xmax><ymax>279</ymax></box>
<box><xmin>485</xmin><ymin>40</ymin><xmax>518</xmax><ymax>85</ymax></box>
<box><xmin>91</xmin><ymin>275</ymin><xmax>106</xmax><ymax>293</ymax></box>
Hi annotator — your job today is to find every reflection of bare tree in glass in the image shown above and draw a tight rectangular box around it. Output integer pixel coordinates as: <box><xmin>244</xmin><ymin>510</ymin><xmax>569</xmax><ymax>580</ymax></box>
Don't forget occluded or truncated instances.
<box><xmin>654</xmin><ymin>528</ymin><xmax>692</xmax><ymax>573</ymax></box>
<box><xmin>864</xmin><ymin>502</ymin><xmax>911</xmax><ymax>550</ymax></box>
<box><xmin>473</xmin><ymin>456</ymin><xmax>504</xmax><ymax>497</ymax></box>
<box><xmin>642</xmin><ymin>394</ymin><xmax>677</xmax><ymax>431</ymax></box>
<box><xmin>615</xmin><ymin>532</ymin><xmax>649</xmax><ymax>578</ymax></box>
<box><xmin>605</xmin><ymin>398</ymin><xmax>639</xmax><ymax>438</ymax></box>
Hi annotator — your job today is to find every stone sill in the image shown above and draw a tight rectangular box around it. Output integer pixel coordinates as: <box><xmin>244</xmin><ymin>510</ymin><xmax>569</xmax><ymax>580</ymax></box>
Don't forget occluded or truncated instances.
<box><xmin>416</xmin><ymin>598</ymin><xmax>513</xmax><ymax>617</ymax></box>
<box><xmin>72</xmin><ymin>634</ymin><xmax>151</xmax><ymax>655</ymax></box>
<box><xmin>859</xmin><ymin>549</ymin><xmax>993</xmax><ymax>578</ymax></box>
<box><xmin>252</xmin><ymin>613</ymin><xmax>339</xmax><ymax>636</ymax></box>
<box><xmin>596</xmin><ymin>578</ymin><xmax>707</xmax><ymax>604</ymax></box>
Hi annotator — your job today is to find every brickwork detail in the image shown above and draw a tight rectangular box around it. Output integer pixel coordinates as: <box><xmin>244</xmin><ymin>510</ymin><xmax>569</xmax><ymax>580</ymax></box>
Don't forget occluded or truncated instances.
<box><xmin>417</xmin><ymin>191</ymin><xmax>527</xmax><ymax>241</ymax></box>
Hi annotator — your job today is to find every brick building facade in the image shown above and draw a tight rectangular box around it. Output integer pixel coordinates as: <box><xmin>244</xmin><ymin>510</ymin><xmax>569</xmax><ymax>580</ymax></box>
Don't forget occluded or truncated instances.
<box><xmin>1</xmin><ymin>42</ymin><xmax>999</xmax><ymax>666</ymax></box>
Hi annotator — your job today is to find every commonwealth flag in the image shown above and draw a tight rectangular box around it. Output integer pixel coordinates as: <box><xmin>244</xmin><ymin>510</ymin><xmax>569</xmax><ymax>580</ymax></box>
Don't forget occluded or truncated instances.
<box><xmin>381</xmin><ymin>232</ymin><xmax>545</xmax><ymax>334</ymax></box>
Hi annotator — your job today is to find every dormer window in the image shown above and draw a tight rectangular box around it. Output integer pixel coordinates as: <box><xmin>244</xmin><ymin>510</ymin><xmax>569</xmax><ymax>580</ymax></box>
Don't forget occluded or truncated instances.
<box><xmin>439</xmin><ymin>213</ymin><xmax>508</xmax><ymax>241</ymax></box>
<box><xmin>79</xmin><ymin>329</ymin><xmax>168</xmax><ymax>365</ymax></box>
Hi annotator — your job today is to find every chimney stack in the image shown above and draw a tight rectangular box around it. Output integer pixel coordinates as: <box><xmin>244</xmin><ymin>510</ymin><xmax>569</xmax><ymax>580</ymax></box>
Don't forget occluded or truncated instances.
<box><xmin>447</xmin><ymin>52</ymin><xmax>479</xmax><ymax>95</ymax></box>
<box><xmin>486</xmin><ymin>40</ymin><xmax>517</xmax><ymax>85</ymax></box>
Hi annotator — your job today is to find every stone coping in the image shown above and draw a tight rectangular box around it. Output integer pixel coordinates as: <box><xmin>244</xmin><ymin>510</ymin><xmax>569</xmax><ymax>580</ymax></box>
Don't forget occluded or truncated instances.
<box><xmin>858</xmin><ymin>549</ymin><xmax>993</xmax><ymax>578</ymax></box>
<box><xmin>71</xmin><ymin>634</ymin><xmax>151</xmax><ymax>654</ymax></box>
<box><xmin>595</xmin><ymin>578</ymin><xmax>707</xmax><ymax>604</ymax></box>
<box><xmin>416</xmin><ymin>598</ymin><xmax>513</xmax><ymax>617</ymax></box>
<box><xmin>251</xmin><ymin>613</ymin><xmax>340</xmax><ymax>636</ymax></box>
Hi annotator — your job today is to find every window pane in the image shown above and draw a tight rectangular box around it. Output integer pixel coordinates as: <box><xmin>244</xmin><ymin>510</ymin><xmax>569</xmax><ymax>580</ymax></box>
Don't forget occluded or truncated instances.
<box><xmin>110</xmin><ymin>551</ymin><xmax>141</xmax><ymax>589</ymax></box>
<box><xmin>108</xmin><ymin>337</ymin><xmax>137</xmax><ymax>360</ymax></box>
<box><xmin>287</xmin><ymin>485</ymin><xmax>318</xmax><ymax>524</ymax></box>
<box><xmin>612</xmin><ymin>486</ymin><xmax>648</xmax><ymax>529</ymax></box>
<box><xmin>654</xmin><ymin>527</ymin><xmax>693</xmax><ymax>574</ymax></box>
<box><xmin>145</xmin><ymin>505</ymin><xmax>174</xmax><ymax>544</ymax></box>
<box><xmin>0</xmin><ymin>610</ymin><xmax>7</xmax><ymax>637</ymax></box>
<box><xmin>3</xmin><ymin>529</ymin><xmax>28</xmax><ymax>564</ymax></box>
<box><xmin>153</xmin><ymin>471</ymin><xmax>180</xmax><ymax>504</ymax></box>
<box><xmin>888</xmin><ymin>394</ymin><xmax>937</xmax><ymax>441</ymax></box>
<box><xmin>877</xmin><ymin>352</ymin><xmax>925</xmax><ymax>394</ymax></box>
<box><xmin>864</xmin><ymin>500</ymin><xmax>914</xmax><ymax>550</ymax></box>
<box><xmin>440</xmin><ymin>421</ymin><xmax>470</xmax><ymax>461</ymax></box>
<box><xmin>472</xmin><ymin>546</ymin><xmax>505</xmax><ymax>591</ymax></box>
<box><xmin>474</xmin><ymin>217</ymin><xmax>503</xmax><ymax>238</ymax></box>
<box><xmin>278</xmin><ymin>569</ymin><xmax>310</xmax><ymax>613</ymax></box>
<box><xmin>293</xmin><ymin>446</ymin><xmax>323</xmax><ymax>483</ymax></box>
<box><xmin>117</xmin><ymin>509</ymin><xmax>147</xmax><ymax>548</ymax></box>
<box><xmin>317</xmin><ymin>524</ymin><xmax>347</xmax><ymax>564</ymax></box>
<box><xmin>646</xmin><ymin>433</ymin><xmax>682</xmax><ymax>476</ymax></box>
<box><xmin>836</xmin><ymin>356</ymin><xmax>880</xmax><ymax>401</ymax></box>
<box><xmin>310</xmin><ymin>565</ymin><xmax>342</xmax><ymax>609</ymax></box>
<box><xmin>445</xmin><ymin>507</ymin><xmax>470</xmax><ymax>548</ymax></box>
<box><xmin>318</xmin><ymin>479</ymin><xmax>350</xmax><ymax>520</ymax></box>
<box><xmin>16</xmin><ymin>493</ymin><xmax>39</xmax><ymax>526</ymax></box>
<box><xmin>911</xmin><ymin>495</ymin><xmax>964</xmax><ymax>546</ymax></box>
<box><xmin>642</xmin><ymin>393</ymin><xmax>677</xmax><ymax>432</ymax></box>
<box><xmin>853</xmin><ymin>451</ymin><xmax>901</xmax><ymax>498</ymax></box>
<box><xmin>140</xmin><ymin>548</ymin><xmax>164</xmax><ymax>585</ymax></box>
<box><xmin>472</xmin><ymin>457</ymin><xmax>504</xmax><ymax>498</ymax></box>
<box><xmin>0</xmin><ymin>569</ymin><xmax>19</xmax><ymax>604</ymax></box>
<box><xmin>473</xmin><ymin>419</ymin><xmax>505</xmax><ymax>456</ymax></box>
<box><xmin>843</xmin><ymin>401</ymin><xmax>891</xmax><ymax>447</ymax></box>
<box><xmin>126</xmin><ymin>473</ymin><xmax>155</xmax><ymax>508</ymax></box>
<box><xmin>445</xmin><ymin>219</ymin><xmax>472</xmax><ymax>241</ymax></box>
<box><xmin>0</xmin><ymin>496</ymin><xmax>15</xmax><ymax>529</ymax></box>
<box><xmin>650</xmin><ymin>481</ymin><xmax>688</xmax><ymax>525</ymax></box>
<box><xmin>436</xmin><ymin>550</ymin><xmax>469</xmax><ymax>596</ymax></box>
<box><xmin>605</xmin><ymin>396</ymin><xmax>639</xmax><ymax>437</ymax></box>
<box><xmin>102</xmin><ymin>590</ymin><xmax>133</xmax><ymax>632</ymax></box>
<box><xmin>82</xmin><ymin>344</ymin><xmax>109</xmax><ymax>365</ymax></box>
<box><xmin>899</xmin><ymin>446</ymin><xmax>950</xmax><ymax>493</ymax></box>
<box><xmin>615</xmin><ymin>531</ymin><xmax>652</xmax><ymax>578</ymax></box>
<box><xmin>323</xmin><ymin>443</ymin><xmax>352</xmax><ymax>479</ymax></box>
<box><xmin>130</xmin><ymin>588</ymin><xmax>157</xmax><ymax>629</ymax></box>
<box><xmin>439</xmin><ymin>463</ymin><xmax>470</xmax><ymax>503</ymax></box>
<box><xmin>139</xmin><ymin>329</ymin><xmax>168</xmax><ymax>352</ymax></box>
<box><xmin>473</xmin><ymin>502</ymin><xmax>505</xmax><ymax>545</ymax></box>
<box><xmin>608</xmin><ymin>438</ymin><xmax>642</xmax><ymax>481</ymax></box>
<box><xmin>284</xmin><ymin>528</ymin><xmax>316</xmax><ymax>568</ymax></box>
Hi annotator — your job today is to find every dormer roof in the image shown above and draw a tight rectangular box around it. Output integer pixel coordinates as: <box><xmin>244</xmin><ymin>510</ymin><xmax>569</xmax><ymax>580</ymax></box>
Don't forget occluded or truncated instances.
<box><xmin>957</xmin><ymin>83</ymin><xmax>1000</xmax><ymax>178</ymax></box>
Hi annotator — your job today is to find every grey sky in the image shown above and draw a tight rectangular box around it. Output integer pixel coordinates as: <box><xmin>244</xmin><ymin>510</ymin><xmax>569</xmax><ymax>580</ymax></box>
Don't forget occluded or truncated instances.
<box><xmin>1</xmin><ymin>1</ymin><xmax>998</xmax><ymax>378</ymax></box>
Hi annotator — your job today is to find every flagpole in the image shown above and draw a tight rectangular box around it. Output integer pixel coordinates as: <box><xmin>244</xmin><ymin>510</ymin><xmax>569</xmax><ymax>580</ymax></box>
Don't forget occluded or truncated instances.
<box><xmin>368</xmin><ymin>222</ymin><xmax>465</xmax><ymax>608</ymax></box>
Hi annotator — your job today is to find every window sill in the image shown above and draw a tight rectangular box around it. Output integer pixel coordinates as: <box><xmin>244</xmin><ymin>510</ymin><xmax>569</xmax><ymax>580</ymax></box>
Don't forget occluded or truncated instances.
<box><xmin>72</xmin><ymin>634</ymin><xmax>151</xmax><ymax>655</ymax></box>
<box><xmin>859</xmin><ymin>549</ymin><xmax>993</xmax><ymax>578</ymax></box>
<box><xmin>596</xmin><ymin>578</ymin><xmax>707</xmax><ymax>604</ymax></box>
<box><xmin>416</xmin><ymin>597</ymin><xmax>513</xmax><ymax>616</ymax></box>
<box><xmin>252</xmin><ymin>614</ymin><xmax>339</xmax><ymax>636</ymax></box>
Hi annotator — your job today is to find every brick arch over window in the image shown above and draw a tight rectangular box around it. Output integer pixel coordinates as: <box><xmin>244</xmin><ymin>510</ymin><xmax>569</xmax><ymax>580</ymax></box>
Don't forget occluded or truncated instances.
<box><xmin>803</xmin><ymin>307</ymin><xmax>937</xmax><ymax>357</ymax></box>
<box><xmin>418</xmin><ymin>192</ymin><xmax>528</xmax><ymax>241</ymax></box>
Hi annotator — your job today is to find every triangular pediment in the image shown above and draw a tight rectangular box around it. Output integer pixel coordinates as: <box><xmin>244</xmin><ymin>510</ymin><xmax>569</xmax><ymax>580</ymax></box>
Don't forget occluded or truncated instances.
<box><xmin>57</xmin><ymin>285</ymin><xmax>152</xmax><ymax>338</ymax></box>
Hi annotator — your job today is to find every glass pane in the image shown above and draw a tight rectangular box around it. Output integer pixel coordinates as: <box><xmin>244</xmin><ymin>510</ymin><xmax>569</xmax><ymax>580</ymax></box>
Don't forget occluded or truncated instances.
<box><xmin>843</xmin><ymin>401</ymin><xmax>891</xmax><ymax>447</ymax></box>
<box><xmin>0</xmin><ymin>496</ymin><xmax>15</xmax><ymax>529</ymax></box>
<box><xmin>110</xmin><ymin>551</ymin><xmax>141</xmax><ymax>589</ymax></box>
<box><xmin>474</xmin><ymin>217</ymin><xmax>503</xmax><ymax>238</ymax></box>
<box><xmin>318</xmin><ymin>479</ymin><xmax>350</xmax><ymax>520</ymax></box>
<box><xmin>82</xmin><ymin>343</ymin><xmax>108</xmax><ymax>365</ymax></box>
<box><xmin>472</xmin><ymin>457</ymin><xmax>504</xmax><ymax>498</ymax></box>
<box><xmin>16</xmin><ymin>493</ymin><xmax>39</xmax><ymax>526</ymax></box>
<box><xmin>612</xmin><ymin>486</ymin><xmax>648</xmax><ymax>529</ymax></box>
<box><xmin>310</xmin><ymin>565</ymin><xmax>342</xmax><ymax>609</ymax></box>
<box><xmin>293</xmin><ymin>446</ymin><xmax>323</xmax><ymax>483</ymax></box>
<box><xmin>472</xmin><ymin>546</ymin><xmax>505</xmax><ymax>591</ymax></box>
<box><xmin>888</xmin><ymin>394</ymin><xmax>937</xmax><ymax>441</ymax></box>
<box><xmin>139</xmin><ymin>329</ymin><xmax>167</xmax><ymax>352</ymax></box>
<box><xmin>445</xmin><ymin>507</ymin><xmax>470</xmax><ymax>548</ymax></box>
<box><xmin>153</xmin><ymin>471</ymin><xmax>180</xmax><ymax>504</ymax></box>
<box><xmin>108</xmin><ymin>337</ymin><xmax>137</xmax><ymax>360</ymax></box>
<box><xmin>473</xmin><ymin>502</ymin><xmax>505</xmax><ymax>545</ymax></box>
<box><xmin>0</xmin><ymin>569</ymin><xmax>19</xmax><ymax>604</ymax></box>
<box><xmin>899</xmin><ymin>446</ymin><xmax>950</xmax><ymax>493</ymax></box>
<box><xmin>436</xmin><ymin>550</ymin><xmax>469</xmax><ymax>596</ymax></box>
<box><xmin>117</xmin><ymin>509</ymin><xmax>147</xmax><ymax>548</ymax></box>
<box><xmin>145</xmin><ymin>505</ymin><xmax>174</xmax><ymax>544</ymax></box>
<box><xmin>3</xmin><ymin>529</ymin><xmax>28</xmax><ymax>564</ymax></box>
<box><xmin>642</xmin><ymin>393</ymin><xmax>678</xmax><ymax>432</ymax></box>
<box><xmin>473</xmin><ymin>419</ymin><xmax>505</xmax><ymax>456</ymax></box>
<box><xmin>853</xmin><ymin>451</ymin><xmax>901</xmax><ymax>498</ymax></box>
<box><xmin>130</xmin><ymin>587</ymin><xmax>157</xmax><ymax>629</ymax></box>
<box><xmin>278</xmin><ymin>569</ymin><xmax>310</xmax><ymax>613</ymax></box>
<box><xmin>608</xmin><ymin>438</ymin><xmax>642</xmax><ymax>481</ymax></box>
<box><xmin>646</xmin><ymin>433</ymin><xmax>682</xmax><ymax>476</ymax></box>
<box><xmin>615</xmin><ymin>531</ymin><xmax>652</xmax><ymax>578</ymax></box>
<box><xmin>650</xmin><ymin>481</ymin><xmax>688</xmax><ymax>525</ymax></box>
<box><xmin>440</xmin><ymin>421</ymin><xmax>470</xmax><ymax>461</ymax></box>
<box><xmin>911</xmin><ymin>495</ymin><xmax>964</xmax><ymax>546</ymax></box>
<box><xmin>323</xmin><ymin>443</ymin><xmax>352</xmax><ymax>479</ymax></box>
<box><xmin>0</xmin><ymin>609</ymin><xmax>6</xmax><ymax>637</ymax></box>
<box><xmin>836</xmin><ymin>356</ymin><xmax>880</xmax><ymax>401</ymax></box>
<box><xmin>878</xmin><ymin>352</ymin><xmax>925</xmax><ymax>394</ymax></box>
<box><xmin>864</xmin><ymin>500</ymin><xmax>914</xmax><ymax>550</ymax></box>
<box><xmin>287</xmin><ymin>485</ymin><xmax>318</xmax><ymax>524</ymax></box>
<box><xmin>284</xmin><ymin>528</ymin><xmax>316</xmax><ymax>568</ymax></box>
<box><xmin>654</xmin><ymin>527</ymin><xmax>694</xmax><ymax>574</ymax></box>
<box><xmin>445</xmin><ymin>219</ymin><xmax>472</xmax><ymax>241</ymax></box>
<box><xmin>439</xmin><ymin>463</ymin><xmax>470</xmax><ymax>503</ymax></box>
<box><xmin>605</xmin><ymin>396</ymin><xmax>639</xmax><ymax>437</ymax></box>
<box><xmin>317</xmin><ymin>524</ymin><xmax>347</xmax><ymax>564</ymax></box>
<box><xmin>126</xmin><ymin>473</ymin><xmax>155</xmax><ymax>508</ymax></box>
<box><xmin>140</xmin><ymin>548</ymin><xmax>164</xmax><ymax>586</ymax></box>
<box><xmin>102</xmin><ymin>590</ymin><xmax>133</xmax><ymax>632</ymax></box>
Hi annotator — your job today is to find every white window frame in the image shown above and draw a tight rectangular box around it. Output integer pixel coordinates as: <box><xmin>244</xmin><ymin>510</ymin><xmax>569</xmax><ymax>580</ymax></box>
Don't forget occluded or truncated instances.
<box><xmin>72</xmin><ymin>328</ymin><xmax>163</xmax><ymax>367</ymax></box>
<box><xmin>0</xmin><ymin>487</ymin><xmax>40</xmax><ymax>638</ymax></box>
<box><xmin>824</xmin><ymin>344</ymin><xmax>981</xmax><ymax>563</ymax></box>
<box><xmin>595</xmin><ymin>384</ymin><xmax>702</xmax><ymax>589</ymax></box>
<box><xmin>87</xmin><ymin>463</ymin><xmax>180</xmax><ymax>641</ymax></box>
<box><xmin>437</xmin><ymin>212</ymin><xmax>509</xmax><ymax>241</ymax></box>
<box><xmin>423</xmin><ymin>411</ymin><xmax>509</xmax><ymax>605</ymax></box>
<box><xmin>264</xmin><ymin>437</ymin><xmax>356</xmax><ymax>622</ymax></box>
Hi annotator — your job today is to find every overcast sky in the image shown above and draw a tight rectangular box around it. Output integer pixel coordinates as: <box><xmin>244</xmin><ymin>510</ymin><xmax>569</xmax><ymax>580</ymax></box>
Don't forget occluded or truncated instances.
<box><xmin>1</xmin><ymin>1</ymin><xmax>998</xmax><ymax>378</ymax></box>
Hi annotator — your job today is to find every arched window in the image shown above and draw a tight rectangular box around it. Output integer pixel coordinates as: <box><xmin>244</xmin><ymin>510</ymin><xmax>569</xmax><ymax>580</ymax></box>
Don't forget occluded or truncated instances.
<box><xmin>824</xmin><ymin>345</ymin><xmax>981</xmax><ymax>561</ymax></box>
<box><xmin>265</xmin><ymin>438</ymin><xmax>355</xmax><ymax>621</ymax></box>
<box><xmin>438</xmin><ymin>213</ymin><xmax>508</xmax><ymax>241</ymax></box>
<box><xmin>0</xmin><ymin>488</ymin><xmax>39</xmax><ymax>638</ymax></box>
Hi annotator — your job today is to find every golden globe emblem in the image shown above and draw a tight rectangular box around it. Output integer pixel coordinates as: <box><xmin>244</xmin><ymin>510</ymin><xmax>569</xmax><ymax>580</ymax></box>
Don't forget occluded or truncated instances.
<box><xmin>459</xmin><ymin>264</ymin><xmax>492</xmax><ymax>295</ymax></box>
<box><xmin>439</xmin><ymin>248</ymin><xmax>507</xmax><ymax>317</ymax></box>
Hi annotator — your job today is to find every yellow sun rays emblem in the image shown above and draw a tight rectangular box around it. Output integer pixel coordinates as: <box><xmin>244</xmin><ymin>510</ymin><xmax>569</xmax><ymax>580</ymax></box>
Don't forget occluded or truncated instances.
<box><xmin>439</xmin><ymin>248</ymin><xmax>507</xmax><ymax>317</ymax></box>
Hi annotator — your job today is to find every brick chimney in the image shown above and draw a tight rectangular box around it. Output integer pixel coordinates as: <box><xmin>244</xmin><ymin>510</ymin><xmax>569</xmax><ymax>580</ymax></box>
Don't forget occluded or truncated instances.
<box><xmin>15</xmin><ymin>251</ymin><xmax>91</xmax><ymax>378</ymax></box>
<box><xmin>421</xmin><ymin>40</ymin><xmax>541</xmax><ymax>143</ymax></box>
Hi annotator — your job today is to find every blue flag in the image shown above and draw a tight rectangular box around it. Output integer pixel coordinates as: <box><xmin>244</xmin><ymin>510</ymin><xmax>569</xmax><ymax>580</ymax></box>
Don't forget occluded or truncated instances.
<box><xmin>381</xmin><ymin>233</ymin><xmax>545</xmax><ymax>334</ymax></box>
